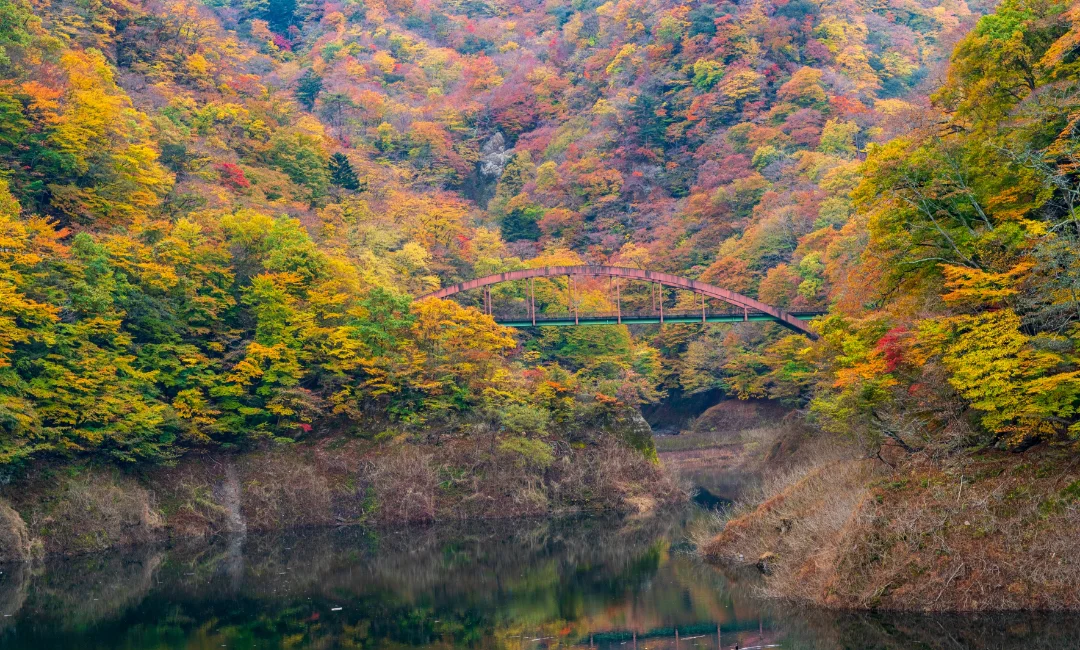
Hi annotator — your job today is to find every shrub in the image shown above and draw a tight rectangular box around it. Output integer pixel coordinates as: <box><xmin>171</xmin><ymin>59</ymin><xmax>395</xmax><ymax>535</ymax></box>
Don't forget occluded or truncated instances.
<box><xmin>499</xmin><ymin>404</ymin><xmax>551</xmax><ymax>436</ymax></box>
<box><xmin>498</xmin><ymin>436</ymin><xmax>555</xmax><ymax>470</ymax></box>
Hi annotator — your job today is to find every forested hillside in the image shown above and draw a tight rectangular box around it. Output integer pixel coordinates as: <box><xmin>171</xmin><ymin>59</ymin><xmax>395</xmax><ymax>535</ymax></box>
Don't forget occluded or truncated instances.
<box><xmin>0</xmin><ymin>0</ymin><xmax>1077</xmax><ymax>476</ymax></box>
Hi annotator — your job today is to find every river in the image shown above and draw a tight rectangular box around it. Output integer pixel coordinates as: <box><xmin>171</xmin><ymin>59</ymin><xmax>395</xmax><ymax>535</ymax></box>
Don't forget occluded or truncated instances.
<box><xmin>2</xmin><ymin>420</ymin><xmax>1079</xmax><ymax>650</ymax></box>
<box><xmin>2</xmin><ymin>503</ymin><xmax>1078</xmax><ymax>649</ymax></box>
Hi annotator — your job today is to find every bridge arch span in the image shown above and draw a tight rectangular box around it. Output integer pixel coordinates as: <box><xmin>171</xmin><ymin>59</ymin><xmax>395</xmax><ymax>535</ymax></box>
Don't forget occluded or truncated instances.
<box><xmin>418</xmin><ymin>266</ymin><xmax>818</xmax><ymax>338</ymax></box>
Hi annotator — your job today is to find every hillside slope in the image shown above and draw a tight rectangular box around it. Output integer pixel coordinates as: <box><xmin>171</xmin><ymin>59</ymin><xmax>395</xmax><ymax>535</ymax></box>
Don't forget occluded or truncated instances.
<box><xmin>703</xmin><ymin>447</ymin><xmax>1080</xmax><ymax>611</ymax></box>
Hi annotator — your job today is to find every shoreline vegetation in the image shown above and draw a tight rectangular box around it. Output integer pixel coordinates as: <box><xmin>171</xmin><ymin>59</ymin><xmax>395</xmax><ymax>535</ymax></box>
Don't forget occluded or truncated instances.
<box><xmin>701</xmin><ymin>443</ymin><xmax>1080</xmax><ymax>612</ymax></box>
<box><xmin>671</xmin><ymin>402</ymin><xmax>1080</xmax><ymax>613</ymax></box>
<box><xmin>0</xmin><ymin>412</ymin><xmax>685</xmax><ymax>561</ymax></box>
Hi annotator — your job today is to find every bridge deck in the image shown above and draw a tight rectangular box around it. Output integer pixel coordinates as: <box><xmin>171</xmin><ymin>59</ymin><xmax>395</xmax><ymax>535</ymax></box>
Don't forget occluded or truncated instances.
<box><xmin>494</xmin><ymin>310</ymin><xmax>826</xmax><ymax>327</ymax></box>
<box><xmin>419</xmin><ymin>266</ymin><xmax>820</xmax><ymax>338</ymax></box>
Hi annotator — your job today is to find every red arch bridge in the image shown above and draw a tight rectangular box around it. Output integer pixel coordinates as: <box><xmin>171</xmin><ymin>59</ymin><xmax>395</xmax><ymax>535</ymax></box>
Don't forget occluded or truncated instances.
<box><xmin>418</xmin><ymin>266</ymin><xmax>823</xmax><ymax>338</ymax></box>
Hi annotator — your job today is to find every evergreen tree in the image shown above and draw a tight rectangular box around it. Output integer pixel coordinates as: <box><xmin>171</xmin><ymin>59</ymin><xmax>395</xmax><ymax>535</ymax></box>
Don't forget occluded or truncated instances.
<box><xmin>265</xmin><ymin>0</ymin><xmax>297</xmax><ymax>31</ymax></box>
<box><xmin>295</xmin><ymin>70</ymin><xmax>322</xmax><ymax>111</ymax></box>
<box><xmin>328</xmin><ymin>152</ymin><xmax>361</xmax><ymax>191</ymax></box>
<box><xmin>630</xmin><ymin>93</ymin><xmax>669</xmax><ymax>148</ymax></box>
<box><xmin>501</xmin><ymin>205</ymin><xmax>542</xmax><ymax>241</ymax></box>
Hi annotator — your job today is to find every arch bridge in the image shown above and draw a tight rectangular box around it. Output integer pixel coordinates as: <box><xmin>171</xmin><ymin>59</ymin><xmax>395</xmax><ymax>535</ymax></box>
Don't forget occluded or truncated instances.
<box><xmin>419</xmin><ymin>266</ymin><xmax>822</xmax><ymax>338</ymax></box>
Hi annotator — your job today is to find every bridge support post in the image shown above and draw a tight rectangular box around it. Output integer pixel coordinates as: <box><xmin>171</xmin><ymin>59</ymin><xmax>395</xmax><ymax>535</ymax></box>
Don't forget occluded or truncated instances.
<box><xmin>616</xmin><ymin>278</ymin><xmax>621</xmax><ymax>324</ymax></box>
<box><xmin>529</xmin><ymin>277</ymin><xmax>535</xmax><ymax>326</ymax></box>
<box><xmin>701</xmin><ymin>292</ymin><xmax>706</xmax><ymax>323</ymax></box>
<box><xmin>652</xmin><ymin>282</ymin><xmax>660</xmax><ymax>323</ymax></box>
<box><xmin>567</xmin><ymin>275</ymin><xmax>571</xmax><ymax>321</ymax></box>
<box><xmin>743</xmin><ymin>306</ymin><xmax>748</xmax><ymax>322</ymax></box>
<box><xmin>569</xmin><ymin>275</ymin><xmax>578</xmax><ymax>325</ymax></box>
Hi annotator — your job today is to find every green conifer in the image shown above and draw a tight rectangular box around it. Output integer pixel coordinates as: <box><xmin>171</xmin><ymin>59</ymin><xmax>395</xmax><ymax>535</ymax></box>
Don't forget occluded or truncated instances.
<box><xmin>329</xmin><ymin>152</ymin><xmax>361</xmax><ymax>191</ymax></box>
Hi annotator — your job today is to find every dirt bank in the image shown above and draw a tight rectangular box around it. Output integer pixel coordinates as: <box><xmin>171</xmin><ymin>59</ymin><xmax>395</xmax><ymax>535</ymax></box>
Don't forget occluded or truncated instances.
<box><xmin>0</xmin><ymin>433</ymin><xmax>684</xmax><ymax>560</ymax></box>
<box><xmin>702</xmin><ymin>442</ymin><xmax>1080</xmax><ymax>612</ymax></box>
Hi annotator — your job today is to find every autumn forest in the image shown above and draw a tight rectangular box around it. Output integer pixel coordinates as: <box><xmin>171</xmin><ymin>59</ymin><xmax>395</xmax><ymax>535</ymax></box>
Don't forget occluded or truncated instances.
<box><xmin>1</xmin><ymin>0</ymin><xmax>1080</xmax><ymax>584</ymax></box>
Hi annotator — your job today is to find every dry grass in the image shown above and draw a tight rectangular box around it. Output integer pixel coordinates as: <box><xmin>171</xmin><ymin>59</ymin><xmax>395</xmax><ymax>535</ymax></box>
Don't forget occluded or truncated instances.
<box><xmin>689</xmin><ymin>399</ymin><xmax>789</xmax><ymax>435</ymax></box>
<box><xmin>701</xmin><ymin>438</ymin><xmax>1080</xmax><ymax>612</ymax></box>
<box><xmin>702</xmin><ymin>454</ymin><xmax>879</xmax><ymax>603</ymax></box>
<box><xmin>151</xmin><ymin>458</ymin><xmax>232</xmax><ymax>538</ymax></box>
<box><xmin>697</xmin><ymin>429</ymin><xmax>881</xmax><ymax>600</ymax></box>
<box><xmin>0</xmin><ymin>500</ymin><xmax>32</xmax><ymax>562</ymax></box>
<box><xmin>734</xmin><ymin>433</ymin><xmax>861</xmax><ymax>509</ymax></box>
<box><xmin>0</xmin><ymin>433</ymin><xmax>685</xmax><ymax>558</ymax></box>
<box><xmin>367</xmin><ymin>437</ymin><xmax>686</xmax><ymax>523</ymax></box>
<box><xmin>156</xmin><ymin>441</ymin><xmax>374</xmax><ymax>534</ymax></box>
<box><xmin>238</xmin><ymin>454</ymin><xmax>337</xmax><ymax>530</ymax></box>
<box><xmin>574</xmin><ymin>438</ymin><xmax>687</xmax><ymax>512</ymax></box>
<box><xmin>4</xmin><ymin>468</ymin><xmax>164</xmax><ymax>556</ymax></box>
<box><xmin>825</xmin><ymin>449</ymin><xmax>1080</xmax><ymax>611</ymax></box>
<box><xmin>367</xmin><ymin>445</ymin><xmax>438</xmax><ymax>523</ymax></box>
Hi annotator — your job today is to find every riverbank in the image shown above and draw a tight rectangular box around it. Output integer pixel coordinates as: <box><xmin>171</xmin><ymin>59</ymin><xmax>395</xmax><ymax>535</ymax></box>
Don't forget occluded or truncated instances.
<box><xmin>0</xmin><ymin>429</ymin><xmax>684</xmax><ymax>561</ymax></box>
<box><xmin>699</xmin><ymin>434</ymin><xmax>1080</xmax><ymax>612</ymax></box>
<box><xmin>653</xmin><ymin>399</ymin><xmax>1080</xmax><ymax>612</ymax></box>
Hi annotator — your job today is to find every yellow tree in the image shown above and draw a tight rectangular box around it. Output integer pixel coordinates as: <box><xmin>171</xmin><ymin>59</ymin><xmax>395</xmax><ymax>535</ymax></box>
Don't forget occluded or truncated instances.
<box><xmin>916</xmin><ymin>310</ymin><xmax>1080</xmax><ymax>445</ymax></box>
<box><xmin>407</xmin><ymin>298</ymin><xmax>516</xmax><ymax>414</ymax></box>
<box><xmin>47</xmin><ymin>49</ymin><xmax>173</xmax><ymax>225</ymax></box>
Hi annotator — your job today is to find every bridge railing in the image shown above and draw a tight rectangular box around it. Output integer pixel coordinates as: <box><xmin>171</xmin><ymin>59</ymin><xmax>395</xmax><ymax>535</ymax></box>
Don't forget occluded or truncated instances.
<box><xmin>489</xmin><ymin>308</ymin><xmax>770</xmax><ymax>322</ymax></box>
<box><xmin>420</xmin><ymin>265</ymin><xmax>821</xmax><ymax>338</ymax></box>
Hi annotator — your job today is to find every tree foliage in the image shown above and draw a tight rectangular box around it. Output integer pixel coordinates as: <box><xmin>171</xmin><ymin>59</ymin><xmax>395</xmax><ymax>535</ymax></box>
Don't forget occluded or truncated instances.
<box><xmin>3</xmin><ymin>0</ymin><xmax>1078</xmax><ymax>471</ymax></box>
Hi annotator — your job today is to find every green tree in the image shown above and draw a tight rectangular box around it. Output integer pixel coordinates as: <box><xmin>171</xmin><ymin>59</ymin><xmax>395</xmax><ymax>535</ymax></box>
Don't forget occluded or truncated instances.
<box><xmin>0</xmin><ymin>0</ymin><xmax>37</xmax><ymax>69</ymax></box>
<box><xmin>935</xmin><ymin>0</ymin><xmax>1070</xmax><ymax>127</ymax></box>
<box><xmin>329</xmin><ymin>152</ymin><xmax>361</xmax><ymax>190</ymax></box>
<box><xmin>267</xmin><ymin>130</ymin><xmax>330</xmax><ymax>196</ymax></box>
<box><xmin>295</xmin><ymin>69</ymin><xmax>323</xmax><ymax>111</ymax></box>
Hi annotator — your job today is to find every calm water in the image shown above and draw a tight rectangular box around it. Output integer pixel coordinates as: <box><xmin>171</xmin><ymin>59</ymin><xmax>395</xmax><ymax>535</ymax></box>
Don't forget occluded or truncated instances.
<box><xmin>1</xmin><ymin>510</ymin><xmax>1078</xmax><ymax>650</ymax></box>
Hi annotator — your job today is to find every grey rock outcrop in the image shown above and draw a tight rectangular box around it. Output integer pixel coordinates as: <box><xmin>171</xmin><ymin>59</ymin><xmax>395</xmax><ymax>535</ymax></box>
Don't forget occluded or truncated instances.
<box><xmin>479</xmin><ymin>132</ymin><xmax>513</xmax><ymax>178</ymax></box>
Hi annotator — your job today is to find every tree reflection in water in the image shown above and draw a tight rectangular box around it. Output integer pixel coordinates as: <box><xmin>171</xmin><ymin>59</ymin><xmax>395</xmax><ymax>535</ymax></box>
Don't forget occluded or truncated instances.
<box><xmin>0</xmin><ymin>512</ymin><xmax>1078</xmax><ymax>649</ymax></box>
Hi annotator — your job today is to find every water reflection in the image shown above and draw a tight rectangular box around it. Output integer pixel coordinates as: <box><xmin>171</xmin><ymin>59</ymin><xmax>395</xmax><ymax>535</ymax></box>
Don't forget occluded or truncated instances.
<box><xmin>0</xmin><ymin>512</ymin><xmax>1078</xmax><ymax>649</ymax></box>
